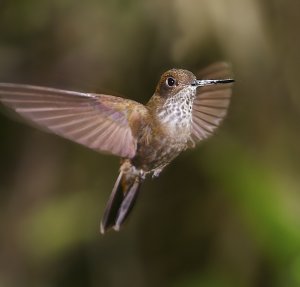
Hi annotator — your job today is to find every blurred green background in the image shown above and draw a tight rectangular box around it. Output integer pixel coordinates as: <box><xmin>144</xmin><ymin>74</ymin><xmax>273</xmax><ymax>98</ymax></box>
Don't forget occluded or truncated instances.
<box><xmin>0</xmin><ymin>0</ymin><xmax>300</xmax><ymax>286</ymax></box>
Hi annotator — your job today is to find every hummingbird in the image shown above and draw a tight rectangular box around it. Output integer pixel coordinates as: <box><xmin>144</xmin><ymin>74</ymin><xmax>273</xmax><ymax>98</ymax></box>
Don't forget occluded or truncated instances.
<box><xmin>0</xmin><ymin>62</ymin><xmax>234</xmax><ymax>233</ymax></box>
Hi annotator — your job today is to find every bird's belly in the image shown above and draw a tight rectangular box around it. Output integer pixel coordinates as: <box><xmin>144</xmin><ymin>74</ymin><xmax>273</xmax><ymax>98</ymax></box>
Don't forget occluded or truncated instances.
<box><xmin>132</xmin><ymin>135</ymin><xmax>187</xmax><ymax>172</ymax></box>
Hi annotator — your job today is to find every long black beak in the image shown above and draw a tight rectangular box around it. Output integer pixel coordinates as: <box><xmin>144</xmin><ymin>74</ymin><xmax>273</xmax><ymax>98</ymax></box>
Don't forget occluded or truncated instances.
<box><xmin>191</xmin><ymin>78</ymin><xmax>234</xmax><ymax>87</ymax></box>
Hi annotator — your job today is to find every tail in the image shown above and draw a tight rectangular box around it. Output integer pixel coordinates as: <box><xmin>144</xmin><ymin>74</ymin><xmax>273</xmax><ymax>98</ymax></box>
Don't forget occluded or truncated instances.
<box><xmin>100</xmin><ymin>171</ymin><xmax>142</xmax><ymax>234</ymax></box>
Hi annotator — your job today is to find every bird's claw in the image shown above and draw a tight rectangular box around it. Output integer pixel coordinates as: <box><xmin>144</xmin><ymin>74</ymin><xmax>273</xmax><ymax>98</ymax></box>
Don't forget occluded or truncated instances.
<box><xmin>152</xmin><ymin>169</ymin><xmax>161</xmax><ymax>178</ymax></box>
<box><xmin>139</xmin><ymin>170</ymin><xmax>146</xmax><ymax>180</ymax></box>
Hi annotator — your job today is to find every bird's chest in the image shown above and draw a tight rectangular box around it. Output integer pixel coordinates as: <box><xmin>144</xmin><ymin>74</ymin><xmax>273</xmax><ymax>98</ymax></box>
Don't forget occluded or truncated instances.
<box><xmin>157</xmin><ymin>94</ymin><xmax>194</xmax><ymax>138</ymax></box>
<box><xmin>133</xmin><ymin>95</ymin><xmax>194</xmax><ymax>171</ymax></box>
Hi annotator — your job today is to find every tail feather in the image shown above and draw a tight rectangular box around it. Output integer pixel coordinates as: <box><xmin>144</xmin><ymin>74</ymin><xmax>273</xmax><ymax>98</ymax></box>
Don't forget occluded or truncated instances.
<box><xmin>100</xmin><ymin>172</ymin><xmax>141</xmax><ymax>234</ymax></box>
<box><xmin>100</xmin><ymin>172</ymin><xmax>124</xmax><ymax>233</ymax></box>
<box><xmin>114</xmin><ymin>177</ymin><xmax>141</xmax><ymax>231</ymax></box>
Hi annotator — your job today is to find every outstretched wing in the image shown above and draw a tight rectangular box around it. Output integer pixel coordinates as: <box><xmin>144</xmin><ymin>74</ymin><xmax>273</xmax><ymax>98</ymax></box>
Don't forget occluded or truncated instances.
<box><xmin>0</xmin><ymin>83</ymin><xmax>141</xmax><ymax>158</ymax></box>
<box><xmin>190</xmin><ymin>62</ymin><xmax>234</xmax><ymax>145</ymax></box>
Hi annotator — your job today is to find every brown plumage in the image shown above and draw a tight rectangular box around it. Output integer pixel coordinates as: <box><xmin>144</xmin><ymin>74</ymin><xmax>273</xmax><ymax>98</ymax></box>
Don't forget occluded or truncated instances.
<box><xmin>0</xmin><ymin>62</ymin><xmax>234</xmax><ymax>233</ymax></box>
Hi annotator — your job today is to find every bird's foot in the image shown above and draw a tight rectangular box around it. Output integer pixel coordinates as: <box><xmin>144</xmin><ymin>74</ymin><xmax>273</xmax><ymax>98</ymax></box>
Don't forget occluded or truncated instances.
<box><xmin>139</xmin><ymin>170</ymin><xmax>146</xmax><ymax>180</ymax></box>
<box><xmin>152</xmin><ymin>169</ymin><xmax>162</xmax><ymax>178</ymax></box>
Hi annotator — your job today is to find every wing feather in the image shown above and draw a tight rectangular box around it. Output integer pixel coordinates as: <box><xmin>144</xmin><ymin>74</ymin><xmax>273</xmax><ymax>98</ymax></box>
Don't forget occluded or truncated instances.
<box><xmin>0</xmin><ymin>83</ymin><xmax>142</xmax><ymax>158</ymax></box>
<box><xmin>191</xmin><ymin>63</ymin><xmax>234</xmax><ymax>144</ymax></box>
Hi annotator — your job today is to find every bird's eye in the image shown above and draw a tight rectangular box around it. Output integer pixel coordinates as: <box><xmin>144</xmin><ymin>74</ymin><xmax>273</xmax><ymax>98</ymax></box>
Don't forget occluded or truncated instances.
<box><xmin>166</xmin><ymin>77</ymin><xmax>176</xmax><ymax>87</ymax></box>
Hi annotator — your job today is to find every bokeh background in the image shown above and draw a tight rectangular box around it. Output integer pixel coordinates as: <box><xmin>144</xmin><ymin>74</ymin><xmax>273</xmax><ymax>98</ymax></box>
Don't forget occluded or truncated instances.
<box><xmin>0</xmin><ymin>0</ymin><xmax>300</xmax><ymax>286</ymax></box>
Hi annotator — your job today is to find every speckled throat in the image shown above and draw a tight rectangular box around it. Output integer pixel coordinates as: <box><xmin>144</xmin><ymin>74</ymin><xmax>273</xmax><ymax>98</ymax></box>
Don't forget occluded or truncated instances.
<box><xmin>156</xmin><ymin>85</ymin><xmax>196</xmax><ymax>135</ymax></box>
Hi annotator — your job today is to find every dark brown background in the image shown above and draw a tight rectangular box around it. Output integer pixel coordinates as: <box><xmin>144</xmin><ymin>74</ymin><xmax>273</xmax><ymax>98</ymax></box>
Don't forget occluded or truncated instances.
<box><xmin>0</xmin><ymin>1</ymin><xmax>299</xmax><ymax>286</ymax></box>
